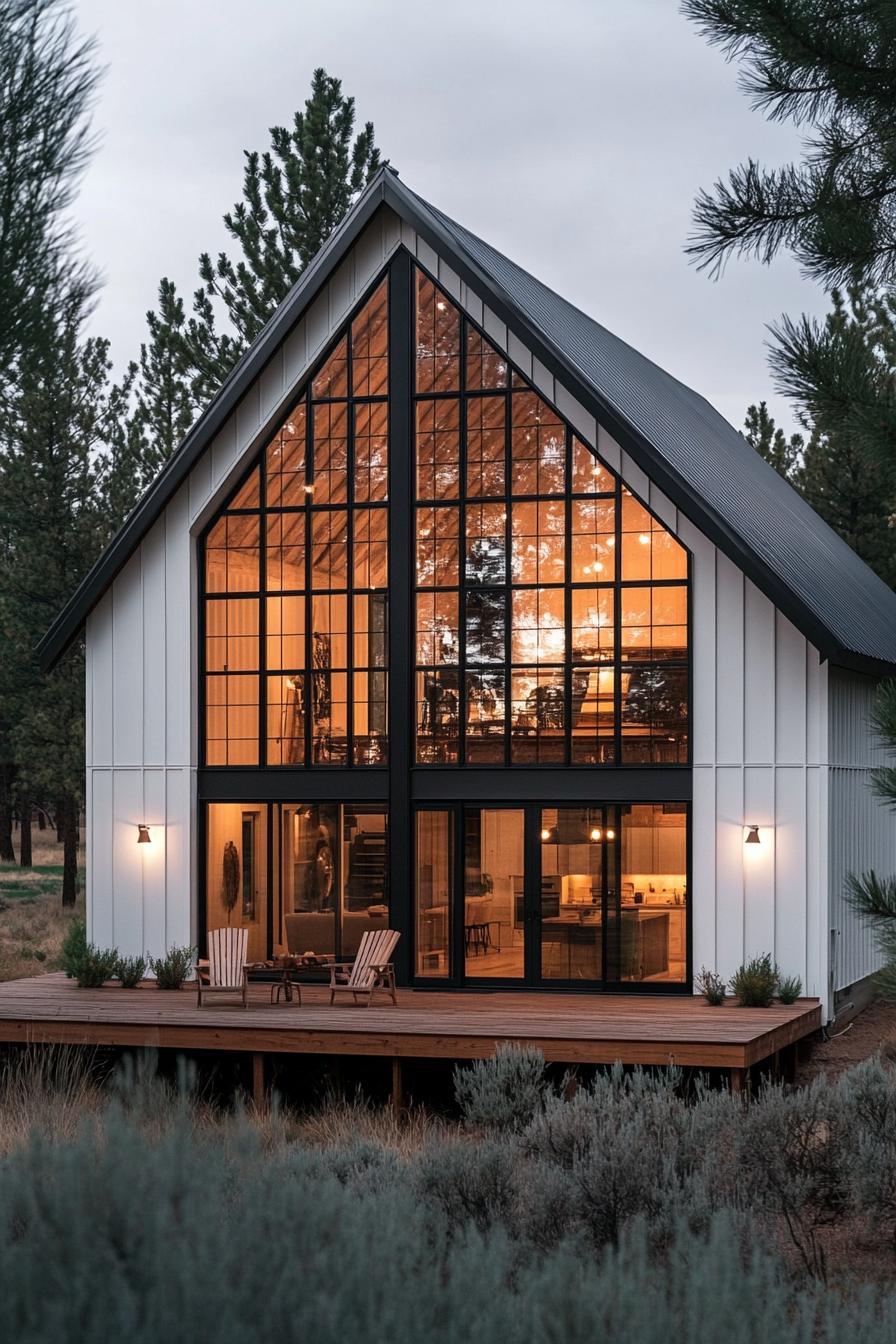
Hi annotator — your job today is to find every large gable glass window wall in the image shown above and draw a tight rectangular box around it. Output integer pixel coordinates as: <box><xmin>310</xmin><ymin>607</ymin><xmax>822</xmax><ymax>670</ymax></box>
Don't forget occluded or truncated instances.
<box><xmin>414</xmin><ymin>270</ymin><xmax>688</xmax><ymax>767</ymax></box>
<box><xmin>199</xmin><ymin>256</ymin><xmax>691</xmax><ymax>990</ymax></box>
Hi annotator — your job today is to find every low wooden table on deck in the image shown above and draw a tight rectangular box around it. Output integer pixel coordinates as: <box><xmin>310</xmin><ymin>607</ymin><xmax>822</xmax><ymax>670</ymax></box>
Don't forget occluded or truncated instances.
<box><xmin>247</xmin><ymin>954</ymin><xmax>333</xmax><ymax>1004</ymax></box>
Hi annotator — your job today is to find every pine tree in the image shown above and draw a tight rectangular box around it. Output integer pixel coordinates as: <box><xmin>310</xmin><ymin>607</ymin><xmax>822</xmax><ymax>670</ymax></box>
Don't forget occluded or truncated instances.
<box><xmin>742</xmin><ymin>401</ymin><xmax>804</xmax><ymax>482</ymax></box>
<box><xmin>0</xmin><ymin>0</ymin><xmax>99</xmax><ymax>396</ymax></box>
<box><xmin>683</xmin><ymin>1</ymin><xmax>896</xmax><ymax>290</ymax></box>
<box><xmin>132</xmin><ymin>278</ymin><xmax>195</xmax><ymax>468</ymax></box>
<box><xmin>0</xmin><ymin>304</ymin><xmax>113</xmax><ymax>904</ymax></box>
<box><xmin>141</xmin><ymin>69</ymin><xmax>384</xmax><ymax>413</ymax></box>
<box><xmin>846</xmin><ymin>681</ymin><xmax>896</xmax><ymax>998</ymax></box>
<box><xmin>0</xmin><ymin>0</ymin><xmax>99</xmax><ymax>862</ymax></box>
<box><xmin>769</xmin><ymin>286</ymin><xmax>896</xmax><ymax>586</ymax></box>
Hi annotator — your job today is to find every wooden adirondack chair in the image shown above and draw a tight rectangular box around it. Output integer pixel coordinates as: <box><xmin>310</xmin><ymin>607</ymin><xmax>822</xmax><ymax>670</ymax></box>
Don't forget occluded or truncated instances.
<box><xmin>328</xmin><ymin>929</ymin><xmax>400</xmax><ymax>1007</ymax></box>
<box><xmin>197</xmin><ymin>927</ymin><xmax>249</xmax><ymax>1008</ymax></box>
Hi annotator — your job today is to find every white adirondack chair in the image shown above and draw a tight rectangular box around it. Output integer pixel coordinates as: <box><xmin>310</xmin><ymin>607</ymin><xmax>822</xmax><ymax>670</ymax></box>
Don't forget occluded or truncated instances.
<box><xmin>328</xmin><ymin>929</ymin><xmax>400</xmax><ymax>1007</ymax></box>
<box><xmin>197</xmin><ymin>927</ymin><xmax>249</xmax><ymax>1008</ymax></box>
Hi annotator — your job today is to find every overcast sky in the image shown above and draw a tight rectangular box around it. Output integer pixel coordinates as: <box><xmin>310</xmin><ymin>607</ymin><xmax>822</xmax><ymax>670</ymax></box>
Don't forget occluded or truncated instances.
<box><xmin>72</xmin><ymin>0</ymin><xmax>827</xmax><ymax>438</ymax></box>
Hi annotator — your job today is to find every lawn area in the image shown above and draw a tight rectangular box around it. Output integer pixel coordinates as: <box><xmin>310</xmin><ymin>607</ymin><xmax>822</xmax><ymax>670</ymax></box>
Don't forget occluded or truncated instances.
<box><xmin>0</xmin><ymin>831</ymin><xmax>85</xmax><ymax>981</ymax></box>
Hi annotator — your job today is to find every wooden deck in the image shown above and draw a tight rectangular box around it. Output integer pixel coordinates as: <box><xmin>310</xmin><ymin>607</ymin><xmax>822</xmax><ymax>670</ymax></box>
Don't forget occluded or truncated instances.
<box><xmin>0</xmin><ymin>973</ymin><xmax>821</xmax><ymax>1098</ymax></box>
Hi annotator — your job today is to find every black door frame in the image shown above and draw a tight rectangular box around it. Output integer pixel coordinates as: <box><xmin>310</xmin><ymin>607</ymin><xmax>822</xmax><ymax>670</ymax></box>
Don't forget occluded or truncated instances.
<box><xmin>412</xmin><ymin>800</ymin><xmax>691</xmax><ymax>993</ymax></box>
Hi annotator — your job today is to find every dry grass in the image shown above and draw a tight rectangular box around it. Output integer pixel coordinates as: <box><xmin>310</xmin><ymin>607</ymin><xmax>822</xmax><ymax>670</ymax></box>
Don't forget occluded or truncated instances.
<box><xmin>0</xmin><ymin>1047</ymin><xmax>105</xmax><ymax>1152</ymax></box>
<box><xmin>280</xmin><ymin>1089</ymin><xmax>449</xmax><ymax>1155</ymax></box>
<box><xmin>0</xmin><ymin>830</ymin><xmax>85</xmax><ymax>982</ymax></box>
<box><xmin>0</xmin><ymin>1047</ymin><xmax>447</xmax><ymax>1161</ymax></box>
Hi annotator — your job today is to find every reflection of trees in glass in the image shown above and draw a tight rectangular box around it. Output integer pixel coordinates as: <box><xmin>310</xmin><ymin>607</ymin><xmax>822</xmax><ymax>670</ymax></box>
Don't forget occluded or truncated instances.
<box><xmin>466</xmin><ymin>534</ymin><xmax>505</xmax><ymax>584</ymax></box>
<box><xmin>412</xmin><ymin>266</ymin><xmax>690</xmax><ymax>765</ymax></box>
<box><xmin>466</xmin><ymin>591</ymin><xmax>505</xmax><ymax>663</ymax></box>
<box><xmin>624</xmin><ymin>667</ymin><xmax>687</xmax><ymax>727</ymax></box>
<box><xmin>422</xmin><ymin>671</ymin><xmax>459</xmax><ymax>735</ymax></box>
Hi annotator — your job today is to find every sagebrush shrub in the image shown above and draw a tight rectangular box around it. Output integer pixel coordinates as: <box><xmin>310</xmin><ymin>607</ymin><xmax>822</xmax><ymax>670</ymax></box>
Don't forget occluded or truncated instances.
<box><xmin>696</xmin><ymin>966</ymin><xmax>727</xmax><ymax>1005</ymax></box>
<box><xmin>777</xmin><ymin>974</ymin><xmax>803</xmax><ymax>1004</ymax></box>
<box><xmin>416</xmin><ymin>1139</ymin><xmax>517</xmax><ymax>1235</ymax></box>
<box><xmin>454</xmin><ymin>1043</ymin><xmax>548</xmax><ymax>1131</ymax></box>
<box><xmin>74</xmin><ymin>944</ymin><xmax>119</xmax><ymax>989</ymax></box>
<box><xmin>0</xmin><ymin>1095</ymin><xmax>891</xmax><ymax>1343</ymax></box>
<box><xmin>731</xmin><ymin>954</ymin><xmax>778</xmax><ymax>1007</ymax></box>
<box><xmin>60</xmin><ymin>918</ymin><xmax>87</xmax><ymax>979</ymax></box>
<box><xmin>148</xmin><ymin>946</ymin><xmax>194</xmax><ymax>990</ymax></box>
<box><xmin>736</xmin><ymin>1076</ymin><xmax>851</xmax><ymax>1278</ymax></box>
<box><xmin>836</xmin><ymin>1059</ymin><xmax>896</xmax><ymax>1235</ymax></box>
<box><xmin>114</xmin><ymin>955</ymin><xmax>146</xmax><ymax>989</ymax></box>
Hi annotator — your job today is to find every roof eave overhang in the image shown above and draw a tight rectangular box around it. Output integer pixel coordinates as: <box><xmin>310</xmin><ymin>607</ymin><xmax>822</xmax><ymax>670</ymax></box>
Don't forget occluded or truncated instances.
<box><xmin>36</xmin><ymin>168</ymin><xmax>896</xmax><ymax>678</ymax></box>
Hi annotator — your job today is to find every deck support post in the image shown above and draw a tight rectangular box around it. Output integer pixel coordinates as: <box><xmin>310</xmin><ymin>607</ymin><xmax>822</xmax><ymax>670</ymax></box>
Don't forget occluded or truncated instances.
<box><xmin>252</xmin><ymin>1052</ymin><xmax>266</xmax><ymax>1111</ymax></box>
<box><xmin>729</xmin><ymin>1067</ymin><xmax>747</xmax><ymax>1096</ymax></box>
<box><xmin>391</xmin><ymin>1056</ymin><xmax>403</xmax><ymax>1117</ymax></box>
<box><xmin>782</xmin><ymin>1042</ymin><xmax>798</xmax><ymax>1084</ymax></box>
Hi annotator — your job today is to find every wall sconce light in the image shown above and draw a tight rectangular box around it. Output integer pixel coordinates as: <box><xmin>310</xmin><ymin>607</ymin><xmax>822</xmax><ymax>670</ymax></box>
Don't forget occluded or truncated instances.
<box><xmin>137</xmin><ymin>824</ymin><xmax>152</xmax><ymax>845</ymax></box>
<box><xmin>590</xmin><ymin>827</ymin><xmax>602</xmax><ymax>841</ymax></box>
<box><xmin>606</xmin><ymin>828</ymin><xmax>615</xmax><ymax>840</ymax></box>
<box><xmin>744</xmin><ymin>825</ymin><xmax>761</xmax><ymax>846</ymax></box>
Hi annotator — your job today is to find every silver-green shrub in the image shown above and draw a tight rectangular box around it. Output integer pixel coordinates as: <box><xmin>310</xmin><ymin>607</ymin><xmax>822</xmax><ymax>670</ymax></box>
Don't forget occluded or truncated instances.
<box><xmin>735</xmin><ymin>1075</ymin><xmax>852</xmax><ymax>1278</ymax></box>
<box><xmin>1</xmin><ymin>1103</ymin><xmax>896</xmax><ymax>1343</ymax></box>
<box><xmin>453</xmin><ymin>1043</ymin><xmax>549</xmax><ymax>1131</ymax></box>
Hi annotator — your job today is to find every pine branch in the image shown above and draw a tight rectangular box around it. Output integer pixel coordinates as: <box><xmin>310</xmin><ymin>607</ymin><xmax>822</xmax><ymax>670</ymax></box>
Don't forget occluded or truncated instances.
<box><xmin>845</xmin><ymin>870</ymin><xmax>896</xmax><ymax>924</ymax></box>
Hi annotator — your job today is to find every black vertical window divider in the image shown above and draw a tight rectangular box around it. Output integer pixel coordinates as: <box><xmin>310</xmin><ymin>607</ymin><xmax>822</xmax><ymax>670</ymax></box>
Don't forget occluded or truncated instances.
<box><xmin>387</xmin><ymin>250</ymin><xmax>413</xmax><ymax>984</ymax></box>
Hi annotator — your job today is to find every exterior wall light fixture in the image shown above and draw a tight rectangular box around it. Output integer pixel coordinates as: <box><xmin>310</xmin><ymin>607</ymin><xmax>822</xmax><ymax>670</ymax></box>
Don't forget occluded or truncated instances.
<box><xmin>137</xmin><ymin>825</ymin><xmax>152</xmax><ymax>845</ymax></box>
<box><xmin>745</xmin><ymin>825</ymin><xmax>761</xmax><ymax>846</ymax></box>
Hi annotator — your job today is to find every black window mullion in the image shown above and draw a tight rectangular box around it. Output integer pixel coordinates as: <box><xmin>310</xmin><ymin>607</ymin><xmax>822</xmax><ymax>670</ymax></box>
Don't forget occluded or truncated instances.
<box><xmin>503</xmin><ymin>383</ymin><xmax>512</xmax><ymax>766</ymax></box>
<box><xmin>458</xmin><ymin>318</ymin><xmax>468</xmax><ymax>767</ymax></box>
<box><xmin>564</xmin><ymin>426</ymin><xmax>572</xmax><ymax>766</ymax></box>
<box><xmin>259</xmin><ymin>465</ymin><xmax>267</xmax><ymax>768</ymax></box>
<box><xmin>346</xmin><ymin>355</ymin><xmax>355</xmax><ymax>766</ymax></box>
<box><xmin>614</xmin><ymin>478</ymin><xmax>623</xmax><ymax>765</ymax></box>
<box><xmin>304</xmin><ymin>389</ymin><xmax>313</xmax><ymax>767</ymax></box>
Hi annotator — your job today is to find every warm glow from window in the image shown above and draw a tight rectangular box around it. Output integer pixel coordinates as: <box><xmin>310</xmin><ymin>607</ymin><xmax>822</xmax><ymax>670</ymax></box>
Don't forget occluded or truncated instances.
<box><xmin>412</xmin><ymin>268</ymin><xmax>689</xmax><ymax>767</ymax></box>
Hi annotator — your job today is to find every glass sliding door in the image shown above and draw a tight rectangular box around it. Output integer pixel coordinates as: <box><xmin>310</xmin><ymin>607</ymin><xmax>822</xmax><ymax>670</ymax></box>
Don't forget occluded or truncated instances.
<box><xmin>280</xmin><ymin>803</ymin><xmax>339</xmax><ymax>958</ymax></box>
<box><xmin>206</xmin><ymin>803</ymin><xmax>270</xmax><ymax>962</ymax></box>
<box><xmin>341</xmin><ymin>805</ymin><xmax>389</xmax><ymax>956</ymax></box>
<box><xmin>411</xmin><ymin>802</ymin><xmax>689</xmax><ymax>989</ymax></box>
<box><xmin>609</xmin><ymin>803</ymin><xmax>687</xmax><ymax>984</ymax></box>
<box><xmin>464</xmin><ymin>807</ymin><xmax>525</xmax><ymax>979</ymax></box>
<box><xmin>279</xmin><ymin>803</ymin><xmax>389</xmax><ymax>960</ymax></box>
<box><xmin>539</xmin><ymin>808</ymin><xmax>610</xmax><ymax>982</ymax></box>
<box><xmin>415</xmin><ymin>810</ymin><xmax>453</xmax><ymax>977</ymax></box>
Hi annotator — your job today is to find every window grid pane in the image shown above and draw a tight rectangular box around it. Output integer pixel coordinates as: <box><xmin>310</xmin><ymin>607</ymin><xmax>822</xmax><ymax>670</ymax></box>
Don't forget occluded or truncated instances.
<box><xmin>412</xmin><ymin>263</ymin><xmax>689</xmax><ymax>766</ymax></box>
<box><xmin>203</xmin><ymin>280</ymin><xmax>389</xmax><ymax>769</ymax></box>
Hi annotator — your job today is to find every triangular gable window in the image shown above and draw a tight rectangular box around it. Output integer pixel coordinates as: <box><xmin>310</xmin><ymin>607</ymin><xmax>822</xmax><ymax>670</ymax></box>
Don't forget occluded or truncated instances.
<box><xmin>202</xmin><ymin>278</ymin><xmax>389</xmax><ymax>768</ymax></box>
<box><xmin>412</xmin><ymin>266</ymin><xmax>688</xmax><ymax>767</ymax></box>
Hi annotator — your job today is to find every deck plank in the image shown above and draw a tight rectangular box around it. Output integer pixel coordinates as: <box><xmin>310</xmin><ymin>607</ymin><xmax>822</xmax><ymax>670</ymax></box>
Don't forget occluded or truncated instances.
<box><xmin>0</xmin><ymin>973</ymin><xmax>821</xmax><ymax>1070</ymax></box>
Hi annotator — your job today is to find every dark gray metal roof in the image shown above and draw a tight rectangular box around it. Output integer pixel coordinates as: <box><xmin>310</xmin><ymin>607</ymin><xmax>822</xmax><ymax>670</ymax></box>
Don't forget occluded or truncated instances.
<box><xmin>38</xmin><ymin>166</ymin><xmax>896</xmax><ymax>674</ymax></box>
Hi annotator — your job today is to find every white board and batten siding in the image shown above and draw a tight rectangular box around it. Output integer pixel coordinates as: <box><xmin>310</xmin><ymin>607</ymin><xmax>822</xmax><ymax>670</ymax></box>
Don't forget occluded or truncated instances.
<box><xmin>87</xmin><ymin>207</ymin><xmax>844</xmax><ymax>1014</ymax></box>
<box><xmin>84</xmin><ymin>208</ymin><xmax>404</xmax><ymax>959</ymax></box>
